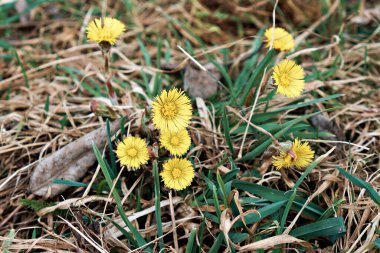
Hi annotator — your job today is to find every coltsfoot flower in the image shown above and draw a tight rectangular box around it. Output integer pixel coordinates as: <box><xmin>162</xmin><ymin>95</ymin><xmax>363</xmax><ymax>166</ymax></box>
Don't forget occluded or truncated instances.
<box><xmin>116</xmin><ymin>136</ymin><xmax>149</xmax><ymax>170</ymax></box>
<box><xmin>152</xmin><ymin>89</ymin><xmax>192</xmax><ymax>132</ymax></box>
<box><xmin>160</xmin><ymin>158</ymin><xmax>194</xmax><ymax>190</ymax></box>
<box><xmin>273</xmin><ymin>59</ymin><xmax>305</xmax><ymax>98</ymax></box>
<box><xmin>86</xmin><ymin>17</ymin><xmax>125</xmax><ymax>47</ymax></box>
<box><xmin>264</xmin><ymin>27</ymin><xmax>295</xmax><ymax>52</ymax></box>
<box><xmin>272</xmin><ymin>139</ymin><xmax>314</xmax><ymax>170</ymax></box>
<box><xmin>160</xmin><ymin>129</ymin><xmax>191</xmax><ymax>156</ymax></box>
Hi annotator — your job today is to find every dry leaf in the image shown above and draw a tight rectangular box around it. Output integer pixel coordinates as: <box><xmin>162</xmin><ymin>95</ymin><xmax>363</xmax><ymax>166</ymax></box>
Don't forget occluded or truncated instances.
<box><xmin>310</xmin><ymin>114</ymin><xmax>344</xmax><ymax>141</ymax></box>
<box><xmin>184</xmin><ymin>62</ymin><xmax>220</xmax><ymax>99</ymax></box>
<box><xmin>351</xmin><ymin>6</ymin><xmax>380</xmax><ymax>25</ymax></box>
<box><xmin>29</xmin><ymin>119</ymin><xmax>120</xmax><ymax>198</ymax></box>
<box><xmin>239</xmin><ymin>234</ymin><xmax>314</xmax><ymax>252</ymax></box>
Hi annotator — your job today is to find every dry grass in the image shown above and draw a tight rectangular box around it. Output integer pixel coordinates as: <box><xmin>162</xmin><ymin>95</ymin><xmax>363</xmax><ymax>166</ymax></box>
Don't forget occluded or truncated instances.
<box><xmin>1</xmin><ymin>0</ymin><xmax>379</xmax><ymax>252</ymax></box>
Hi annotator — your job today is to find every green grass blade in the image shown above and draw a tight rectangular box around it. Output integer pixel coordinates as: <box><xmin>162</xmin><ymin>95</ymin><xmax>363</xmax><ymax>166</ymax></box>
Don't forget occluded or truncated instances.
<box><xmin>211</xmin><ymin>59</ymin><xmax>233</xmax><ymax>91</ymax></box>
<box><xmin>232</xmin><ymin>180</ymin><xmax>324</xmax><ymax>219</ymax></box>
<box><xmin>289</xmin><ymin>217</ymin><xmax>346</xmax><ymax>240</ymax></box>
<box><xmin>336</xmin><ymin>166</ymin><xmax>380</xmax><ymax>205</ymax></box>
<box><xmin>208</xmin><ymin>233</ymin><xmax>224</xmax><ymax>253</ymax></box>
<box><xmin>216</xmin><ymin>172</ymin><xmax>228</xmax><ymax>208</ymax></box>
<box><xmin>106</xmin><ymin>120</ymin><xmax>117</xmax><ymax>178</ymax></box>
<box><xmin>374</xmin><ymin>238</ymin><xmax>380</xmax><ymax>249</ymax></box>
<box><xmin>229</xmin><ymin>232</ymin><xmax>249</xmax><ymax>244</ymax></box>
<box><xmin>185</xmin><ymin>228</ymin><xmax>197</xmax><ymax>253</ymax></box>
<box><xmin>232</xmin><ymin>200</ymin><xmax>286</xmax><ymax>228</ymax></box>
<box><xmin>240</xmin><ymin>109</ymin><xmax>334</xmax><ymax>162</ymax></box>
<box><xmin>14</xmin><ymin>49</ymin><xmax>29</xmax><ymax>88</ymax></box>
<box><xmin>239</xmin><ymin>49</ymin><xmax>275</xmax><ymax>104</ymax></box>
<box><xmin>119</xmin><ymin>116</ymin><xmax>126</xmax><ymax>139</ymax></box>
<box><xmin>212</xmin><ymin>185</ymin><xmax>222</xmax><ymax>220</ymax></box>
<box><xmin>222</xmin><ymin>106</ymin><xmax>236</xmax><ymax>157</ymax></box>
<box><xmin>318</xmin><ymin>199</ymin><xmax>345</xmax><ymax>221</ymax></box>
<box><xmin>278</xmin><ymin>148</ymin><xmax>335</xmax><ymax>234</ymax></box>
<box><xmin>153</xmin><ymin>160</ymin><xmax>164</xmax><ymax>251</ymax></box>
<box><xmin>2</xmin><ymin>229</ymin><xmax>15</xmax><ymax>253</ymax></box>
<box><xmin>51</xmin><ymin>179</ymin><xmax>88</xmax><ymax>188</ymax></box>
<box><xmin>92</xmin><ymin>144</ymin><xmax>151</xmax><ymax>251</ymax></box>
<box><xmin>235</xmin><ymin>30</ymin><xmax>263</xmax><ymax>91</ymax></box>
<box><xmin>137</xmin><ymin>35</ymin><xmax>152</xmax><ymax>66</ymax></box>
<box><xmin>270</xmin><ymin>94</ymin><xmax>343</xmax><ymax>113</ymax></box>
<box><xmin>44</xmin><ymin>95</ymin><xmax>50</xmax><ymax>113</ymax></box>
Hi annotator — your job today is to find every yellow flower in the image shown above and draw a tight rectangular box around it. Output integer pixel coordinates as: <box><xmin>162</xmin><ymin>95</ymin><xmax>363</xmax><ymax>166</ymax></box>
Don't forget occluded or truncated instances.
<box><xmin>273</xmin><ymin>59</ymin><xmax>305</xmax><ymax>98</ymax></box>
<box><xmin>272</xmin><ymin>139</ymin><xmax>314</xmax><ymax>170</ymax></box>
<box><xmin>86</xmin><ymin>17</ymin><xmax>125</xmax><ymax>45</ymax></box>
<box><xmin>160</xmin><ymin>129</ymin><xmax>191</xmax><ymax>156</ymax></box>
<box><xmin>116</xmin><ymin>136</ymin><xmax>149</xmax><ymax>170</ymax></box>
<box><xmin>160</xmin><ymin>158</ymin><xmax>194</xmax><ymax>190</ymax></box>
<box><xmin>152</xmin><ymin>89</ymin><xmax>192</xmax><ymax>132</ymax></box>
<box><xmin>264</xmin><ymin>27</ymin><xmax>295</xmax><ymax>52</ymax></box>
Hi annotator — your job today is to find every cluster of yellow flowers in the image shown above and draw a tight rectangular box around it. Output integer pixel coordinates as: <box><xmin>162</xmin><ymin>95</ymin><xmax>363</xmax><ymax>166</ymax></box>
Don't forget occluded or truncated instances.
<box><xmin>115</xmin><ymin>89</ymin><xmax>194</xmax><ymax>191</ymax></box>
<box><xmin>264</xmin><ymin>27</ymin><xmax>305</xmax><ymax>98</ymax></box>
<box><xmin>263</xmin><ymin>27</ymin><xmax>314</xmax><ymax>170</ymax></box>
<box><xmin>153</xmin><ymin>89</ymin><xmax>194</xmax><ymax>190</ymax></box>
<box><xmin>86</xmin><ymin>17</ymin><xmax>315</xmax><ymax>175</ymax></box>
<box><xmin>86</xmin><ymin>17</ymin><xmax>195</xmax><ymax>191</ymax></box>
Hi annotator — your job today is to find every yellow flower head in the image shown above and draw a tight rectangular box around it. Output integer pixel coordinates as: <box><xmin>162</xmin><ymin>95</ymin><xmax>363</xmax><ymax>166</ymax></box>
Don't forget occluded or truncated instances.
<box><xmin>160</xmin><ymin>129</ymin><xmax>191</xmax><ymax>156</ymax></box>
<box><xmin>116</xmin><ymin>136</ymin><xmax>149</xmax><ymax>170</ymax></box>
<box><xmin>272</xmin><ymin>139</ymin><xmax>314</xmax><ymax>170</ymax></box>
<box><xmin>273</xmin><ymin>59</ymin><xmax>305</xmax><ymax>98</ymax></box>
<box><xmin>152</xmin><ymin>89</ymin><xmax>192</xmax><ymax>132</ymax></box>
<box><xmin>264</xmin><ymin>27</ymin><xmax>295</xmax><ymax>52</ymax></box>
<box><xmin>160</xmin><ymin>158</ymin><xmax>194</xmax><ymax>190</ymax></box>
<box><xmin>86</xmin><ymin>17</ymin><xmax>125</xmax><ymax>45</ymax></box>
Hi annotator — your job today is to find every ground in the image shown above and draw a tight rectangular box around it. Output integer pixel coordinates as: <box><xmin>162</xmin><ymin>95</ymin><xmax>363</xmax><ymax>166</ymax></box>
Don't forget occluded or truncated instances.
<box><xmin>0</xmin><ymin>1</ymin><xmax>379</xmax><ymax>252</ymax></box>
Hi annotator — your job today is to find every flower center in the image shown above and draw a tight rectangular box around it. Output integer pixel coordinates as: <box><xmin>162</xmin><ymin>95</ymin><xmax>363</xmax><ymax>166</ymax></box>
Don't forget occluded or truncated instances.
<box><xmin>161</xmin><ymin>102</ymin><xmax>177</xmax><ymax>119</ymax></box>
<box><xmin>171</xmin><ymin>168</ymin><xmax>182</xmax><ymax>179</ymax></box>
<box><xmin>170</xmin><ymin>136</ymin><xmax>180</xmax><ymax>146</ymax></box>
<box><xmin>279</xmin><ymin>74</ymin><xmax>291</xmax><ymax>86</ymax></box>
<box><xmin>127</xmin><ymin>148</ymin><xmax>138</xmax><ymax>157</ymax></box>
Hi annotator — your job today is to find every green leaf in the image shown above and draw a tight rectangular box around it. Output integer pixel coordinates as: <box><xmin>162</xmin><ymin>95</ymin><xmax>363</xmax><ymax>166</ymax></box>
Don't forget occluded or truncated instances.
<box><xmin>14</xmin><ymin>49</ymin><xmax>29</xmax><ymax>88</ymax></box>
<box><xmin>232</xmin><ymin>180</ymin><xmax>324</xmax><ymax>219</ymax></box>
<box><xmin>239</xmin><ymin>112</ymin><xmax>321</xmax><ymax>162</ymax></box>
<box><xmin>239</xmin><ymin>109</ymin><xmax>336</xmax><ymax>162</ymax></box>
<box><xmin>137</xmin><ymin>35</ymin><xmax>152</xmax><ymax>66</ymax></box>
<box><xmin>51</xmin><ymin>179</ymin><xmax>88</xmax><ymax>188</ymax></box>
<box><xmin>106</xmin><ymin>120</ymin><xmax>117</xmax><ymax>179</ymax></box>
<box><xmin>185</xmin><ymin>228</ymin><xmax>197</xmax><ymax>253</ymax></box>
<box><xmin>216</xmin><ymin>172</ymin><xmax>228</xmax><ymax>208</ymax></box>
<box><xmin>208</xmin><ymin>233</ymin><xmax>224</xmax><ymax>253</ymax></box>
<box><xmin>278</xmin><ymin>147</ymin><xmax>335</xmax><ymax>234</ymax></box>
<box><xmin>2</xmin><ymin>229</ymin><xmax>15</xmax><ymax>253</ymax></box>
<box><xmin>289</xmin><ymin>217</ymin><xmax>346</xmax><ymax>240</ymax></box>
<box><xmin>0</xmin><ymin>40</ymin><xmax>13</xmax><ymax>49</ymax></box>
<box><xmin>318</xmin><ymin>198</ymin><xmax>345</xmax><ymax>221</ymax></box>
<box><xmin>44</xmin><ymin>95</ymin><xmax>50</xmax><ymax>113</ymax></box>
<box><xmin>153</xmin><ymin>160</ymin><xmax>164</xmax><ymax>251</ymax></box>
<box><xmin>239</xmin><ymin>49</ymin><xmax>275</xmax><ymax>104</ymax></box>
<box><xmin>235</xmin><ymin>30</ymin><xmax>264</xmax><ymax>92</ymax></box>
<box><xmin>336</xmin><ymin>166</ymin><xmax>380</xmax><ymax>206</ymax></box>
<box><xmin>212</xmin><ymin>185</ymin><xmax>222</xmax><ymax>220</ymax></box>
<box><xmin>222</xmin><ymin>106</ymin><xmax>236</xmax><ymax>157</ymax></box>
<box><xmin>374</xmin><ymin>238</ymin><xmax>380</xmax><ymax>249</ymax></box>
<box><xmin>229</xmin><ymin>232</ymin><xmax>249</xmax><ymax>244</ymax></box>
<box><xmin>232</xmin><ymin>200</ymin><xmax>286</xmax><ymax>228</ymax></box>
<box><xmin>92</xmin><ymin>144</ymin><xmax>151</xmax><ymax>251</ymax></box>
<box><xmin>270</xmin><ymin>94</ymin><xmax>343</xmax><ymax>113</ymax></box>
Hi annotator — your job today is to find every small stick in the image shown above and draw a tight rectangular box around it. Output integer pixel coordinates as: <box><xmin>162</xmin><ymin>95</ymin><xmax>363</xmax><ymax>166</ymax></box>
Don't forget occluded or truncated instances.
<box><xmin>169</xmin><ymin>190</ymin><xmax>179</xmax><ymax>252</ymax></box>
<box><xmin>238</xmin><ymin>0</ymin><xmax>279</xmax><ymax>158</ymax></box>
